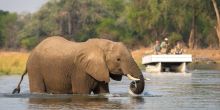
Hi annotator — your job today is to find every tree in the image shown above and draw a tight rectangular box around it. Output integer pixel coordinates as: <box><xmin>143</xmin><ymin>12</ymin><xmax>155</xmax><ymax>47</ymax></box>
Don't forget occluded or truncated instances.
<box><xmin>12</xmin><ymin>0</ymin><xmax>220</xmax><ymax>49</ymax></box>
<box><xmin>212</xmin><ymin>0</ymin><xmax>220</xmax><ymax>47</ymax></box>
<box><xmin>0</xmin><ymin>10</ymin><xmax>19</xmax><ymax>48</ymax></box>
<box><xmin>0</xmin><ymin>10</ymin><xmax>8</xmax><ymax>47</ymax></box>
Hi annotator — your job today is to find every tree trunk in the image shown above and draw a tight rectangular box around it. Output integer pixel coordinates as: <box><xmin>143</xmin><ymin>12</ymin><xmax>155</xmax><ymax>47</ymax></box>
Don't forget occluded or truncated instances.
<box><xmin>5</xmin><ymin>23</ymin><xmax>18</xmax><ymax>49</ymax></box>
<box><xmin>59</xmin><ymin>18</ymin><xmax>63</xmax><ymax>35</ymax></box>
<box><xmin>212</xmin><ymin>0</ymin><xmax>220</xmax><ymax>47</ymax></box>
<box><xmin>189</xmin><ymin>28</ymin><xmax>195</xmax><ymax>49</ymax></box>
<box><xmin>188</xmin><ymin>8</ymin><xmax>196</xmax><ymax>49</ymax></box>
<box><xmin>68</xmin><ymin>12</ymin><xmax>72</xmax><ymax>35</ymax></box>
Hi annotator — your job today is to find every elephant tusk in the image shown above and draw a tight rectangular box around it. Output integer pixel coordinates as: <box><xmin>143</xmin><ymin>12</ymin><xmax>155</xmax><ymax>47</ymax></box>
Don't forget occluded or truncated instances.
<box><xmin>127</xmin><ymin>74</ymin><xmax>140</xmax><ymax>81</ymax></box>
<box><xmin>145</xmin><ymin>77</ymin><xmax>151</xmax><ymax>81</ymax></box>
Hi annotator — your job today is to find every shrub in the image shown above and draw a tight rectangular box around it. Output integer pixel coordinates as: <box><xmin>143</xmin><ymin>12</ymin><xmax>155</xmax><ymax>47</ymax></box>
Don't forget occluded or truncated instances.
<box><xmin>168</xmin><ymin>32</ymin><xmax>183</xmax><ymax>46</ymax></box>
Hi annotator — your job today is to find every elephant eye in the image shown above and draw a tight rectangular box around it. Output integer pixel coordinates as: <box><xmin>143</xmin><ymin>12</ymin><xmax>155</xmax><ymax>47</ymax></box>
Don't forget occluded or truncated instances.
<box><xmin>117</xmin><ymin>58</ymin><xmax>121</xmax><ymax>62</ymax></box>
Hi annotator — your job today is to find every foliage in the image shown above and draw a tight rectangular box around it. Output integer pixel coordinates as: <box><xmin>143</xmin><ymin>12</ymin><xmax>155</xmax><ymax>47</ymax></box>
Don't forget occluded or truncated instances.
<box><xmin>168</xmin><ymin>32</ymin><xmax>183</xmax><ymax>47</ymax></box>
<box><xmin>0</xmin><ymin>0</ymin><xmax>220</xmax><ymax>49</ymax></box>
<box><xmin>0</xmin><ymin>10</ymin><xmax>8</xmax><ymax>47</ymax></box>
<box><xmin>0</xmin><ymin>10</ymin><xmax>18</xmax><ymax>48</ymax></box>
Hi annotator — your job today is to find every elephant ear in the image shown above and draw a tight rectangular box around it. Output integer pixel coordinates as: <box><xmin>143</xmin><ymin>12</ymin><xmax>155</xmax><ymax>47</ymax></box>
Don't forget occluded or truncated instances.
<box><xmin>81</xmin><ymin>47</ymin><xmax>110</xmax><ymax>83</ymax></box>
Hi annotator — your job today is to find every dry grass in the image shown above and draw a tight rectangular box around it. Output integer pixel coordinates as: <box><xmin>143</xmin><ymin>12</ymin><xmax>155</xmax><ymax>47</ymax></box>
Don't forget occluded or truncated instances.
<box><xmin>0</xmin><ymin>51</ymin><xmax>29</xmax><ymax>75</ymax></box>
<box><xmin>185</xmin><ymin>49</ymin><xmax>220</xmax><ymax>62</ymax></box>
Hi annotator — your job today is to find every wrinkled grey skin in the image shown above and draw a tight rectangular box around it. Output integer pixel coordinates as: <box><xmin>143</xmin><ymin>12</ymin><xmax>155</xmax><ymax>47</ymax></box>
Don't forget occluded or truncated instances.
<box><xmin>13</xmin><ymin>36</ymin><xmax>144</xmax><ymax>95</ymax></box>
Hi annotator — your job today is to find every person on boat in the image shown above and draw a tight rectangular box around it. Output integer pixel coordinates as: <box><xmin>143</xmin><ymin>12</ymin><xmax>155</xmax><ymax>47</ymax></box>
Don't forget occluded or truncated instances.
<box><xmin>173</xmin><ymin>41</ymin><xmax>183</xmax><ymax>54</ymax></box>
<box><xmin>154</xmin><ymin>40</ymin><xmax>161</xmax><ymax>55</ymax></box>
<box><xmin>160</xmin><ymin>37</ymin><xmax>171</xmax><ymax>54</ymax></box>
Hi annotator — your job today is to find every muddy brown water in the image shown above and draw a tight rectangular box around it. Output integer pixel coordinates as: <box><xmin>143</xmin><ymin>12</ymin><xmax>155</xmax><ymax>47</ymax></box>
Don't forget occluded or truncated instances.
<box><xmin>0</xmin><ymin>70</ymin><xmax>220</xmax><ymax>110</ymax></box>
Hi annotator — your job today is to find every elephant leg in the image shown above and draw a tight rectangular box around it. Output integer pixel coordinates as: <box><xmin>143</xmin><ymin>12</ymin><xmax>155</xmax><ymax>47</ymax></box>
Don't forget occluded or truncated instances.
<box><xmin>93</xmin><ymin>82</ymin><xmax>109</xmax><ymax>94</ymax></box>
<box><xmin>28</xmin><ymin>72</ymin><xmax>46</xmax><ymax>93</ymax></box>
<box><xmin>71</xmin><ymin>72</ymin><xmax>97</xmax><ymax>94</ymax></box>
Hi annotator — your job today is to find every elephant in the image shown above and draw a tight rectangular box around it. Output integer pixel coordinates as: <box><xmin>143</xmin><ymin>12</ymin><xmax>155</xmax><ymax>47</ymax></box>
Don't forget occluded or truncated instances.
<box><xmin>12</xmin><ymin>36</ymin><xmax>145</xmax><ymax>95</ymax></box>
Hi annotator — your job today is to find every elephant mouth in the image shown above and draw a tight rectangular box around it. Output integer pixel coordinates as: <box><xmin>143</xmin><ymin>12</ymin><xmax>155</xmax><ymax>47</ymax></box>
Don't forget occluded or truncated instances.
<box><xmin>109</xmin><ymin>73</ymin><xmax>122</xmax><ymax>81</ymax></box>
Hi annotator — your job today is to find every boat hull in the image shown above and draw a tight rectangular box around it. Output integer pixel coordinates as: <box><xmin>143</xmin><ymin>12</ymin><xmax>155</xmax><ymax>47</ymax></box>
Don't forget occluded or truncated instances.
<box><xmin>142</xmin><ymin>55</ymin><xmax>192</xmax><ymax>73</ymax></box>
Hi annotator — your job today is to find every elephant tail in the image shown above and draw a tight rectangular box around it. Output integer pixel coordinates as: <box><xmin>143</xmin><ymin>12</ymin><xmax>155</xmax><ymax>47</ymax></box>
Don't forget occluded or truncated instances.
<box><xmin>12</xmin><ymin>69</ymin><xmax>27</xmax><ymax>94</ymax></box>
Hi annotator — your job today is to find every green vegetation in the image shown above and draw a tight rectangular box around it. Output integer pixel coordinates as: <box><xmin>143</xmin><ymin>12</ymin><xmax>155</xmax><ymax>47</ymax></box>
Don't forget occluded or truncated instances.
<box><xmin>0</xmin><ymin>0</ymin><xmax>220</xmax><ymax>74</ymax></box>
<box><xmin>0</xmin><ymin>0</ymin><xmax>220</xmax><ymax>49</ymax></box>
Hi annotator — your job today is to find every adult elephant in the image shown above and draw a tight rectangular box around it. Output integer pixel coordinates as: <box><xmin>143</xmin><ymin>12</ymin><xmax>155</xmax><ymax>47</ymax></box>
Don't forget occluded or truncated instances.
<box><xmin>12</xmin><ymin>36</ymin><xmax>145</xmax><ymax>95</ymax></box>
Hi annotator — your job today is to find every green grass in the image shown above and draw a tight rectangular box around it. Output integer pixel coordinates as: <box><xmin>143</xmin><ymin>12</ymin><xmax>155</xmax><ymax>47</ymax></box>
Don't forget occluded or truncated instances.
<box><xmin>0</xmin><ymin>52</ymin><xmax>29</xmax><ymax>75</ymax></box>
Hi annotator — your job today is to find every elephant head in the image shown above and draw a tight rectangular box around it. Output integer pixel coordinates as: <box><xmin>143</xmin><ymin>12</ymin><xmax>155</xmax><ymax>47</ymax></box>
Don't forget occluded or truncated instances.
<box><xmin>86</xmin><ymin>39</ymin><xmax>145</xmax><ymax>95</ymax></box>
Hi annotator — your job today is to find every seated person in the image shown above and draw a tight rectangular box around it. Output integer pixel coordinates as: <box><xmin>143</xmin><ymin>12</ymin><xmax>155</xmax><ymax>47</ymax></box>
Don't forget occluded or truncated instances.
<box><xmin>174</xmin><ymin>41</ymin><xmax>183</xmax><ymax>54</ymax></box>
<box><xmin>154</xmin><ymin>40</ymin><xmax>161</xmax><ymax>55</ymax></box>
<box><xmin>160</xmin><ymin>38</ymin><xmax>170</xmax><ymax>54</ymax></box>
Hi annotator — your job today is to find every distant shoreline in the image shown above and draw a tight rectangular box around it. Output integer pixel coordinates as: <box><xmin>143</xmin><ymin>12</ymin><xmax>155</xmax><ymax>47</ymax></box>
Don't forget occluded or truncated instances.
<box><xmin>0</xmin><ymin>48</ymin><xmax>219</xmax><ymax>75</ymax></box>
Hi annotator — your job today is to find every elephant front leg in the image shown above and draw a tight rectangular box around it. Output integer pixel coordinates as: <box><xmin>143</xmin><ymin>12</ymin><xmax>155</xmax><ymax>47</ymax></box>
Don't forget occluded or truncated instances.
<box><xmin>71</xmin><ymin>73</ymin><xmax>98</xmax><ymax>94</ymax></box>
<box><xmin>93</xmin><ymin>82</ymin><xmax>109</xmax><ymax>94</ymax></box>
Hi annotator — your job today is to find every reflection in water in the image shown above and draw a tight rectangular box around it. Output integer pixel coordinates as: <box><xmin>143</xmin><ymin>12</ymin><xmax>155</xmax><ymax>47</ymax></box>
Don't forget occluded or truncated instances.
<box><xmin>27</xmin><ymin>94</ymin><xmax>141</xmax><ymax>110</ymax></box>
<box><xmin>0</xmin><ymin>70</ymin><xmax>220</xmax><ymax>110</ymax></box>
<box><xmin>130</xmin><ymin>96</ymin><xmax>145</xmax><ymax>104</ymax></box>
<box><xmin>28</xmin><ymin>96</ymin><xmax>109</xmax><ymax>110</ymax></box>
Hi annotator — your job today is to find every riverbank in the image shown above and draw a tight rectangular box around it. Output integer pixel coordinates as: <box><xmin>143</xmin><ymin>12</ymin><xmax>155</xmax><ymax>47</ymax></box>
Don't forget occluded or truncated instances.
<box><xmin>0</xmin><ymin>51</ymin><xmax>29</xmax><ymax>75</ymax></box>
<box><xmin>0</xmin><ymin>48</ymin><xmax>219</xmax><ymax>75</ymax></box>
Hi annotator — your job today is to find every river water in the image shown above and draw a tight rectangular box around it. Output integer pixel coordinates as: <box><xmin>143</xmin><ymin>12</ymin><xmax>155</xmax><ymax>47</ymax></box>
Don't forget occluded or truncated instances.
<box><xmin>0</xmin><ymin>70</ymin><xmax>220</xmax><ymax>110</ymax></box>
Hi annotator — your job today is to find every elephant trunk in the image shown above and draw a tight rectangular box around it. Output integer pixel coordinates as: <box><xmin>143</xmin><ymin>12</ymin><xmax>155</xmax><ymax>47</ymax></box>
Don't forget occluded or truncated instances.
<box><xmin>129</xmin><ymin>74</ymin><xmax>145</xmax><ymax>95</ymax></box>
<box><xmin>122</xmin><ymin>59</ymin><xmax>145</xmax><ymax>95</ymax></box>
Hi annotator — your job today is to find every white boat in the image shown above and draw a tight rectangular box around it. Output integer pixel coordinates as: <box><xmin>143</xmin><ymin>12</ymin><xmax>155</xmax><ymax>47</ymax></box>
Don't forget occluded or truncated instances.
<box><xmin>142</xmin><ymin>54</ymin><xmax>192</xmax><ymax>73</ymax></box>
